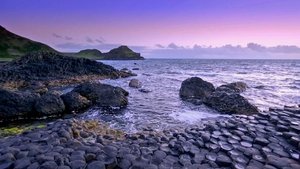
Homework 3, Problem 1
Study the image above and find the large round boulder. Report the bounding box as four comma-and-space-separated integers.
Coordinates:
0, 89, 39, 120
72, 83, 129, 108
204, 91, 258, 115
61, 92, 91, 112
129, 79, 142, 88
179, 77, 215, 101
216, 82, 247, 93
34, 93, 65, 116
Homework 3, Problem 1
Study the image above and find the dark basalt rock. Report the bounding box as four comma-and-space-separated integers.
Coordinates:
61, 92, 91, 112
216, 82, 247, 93
204, 91, 259, 115
0, 52, 133, 89
35, 93, 65, 116
72, 82, 129, 108
0, 89, 39, 120
179, 77, 215, 102
180, 77, 258, 115
129, 79, 142, 88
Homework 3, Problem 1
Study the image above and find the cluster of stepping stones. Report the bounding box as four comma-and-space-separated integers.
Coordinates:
0, 106, 300, 169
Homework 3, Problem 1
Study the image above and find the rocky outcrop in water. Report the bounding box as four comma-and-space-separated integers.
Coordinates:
180, 77, 258, 115
179, 77, 215, 102
216, 82, 247, 93
61, 92, 91, 112
0, 83, 129, 122
0, 52, 133, 89
129, 79, 142, 88
71, 82, 129, 109
204, 91, 259, 115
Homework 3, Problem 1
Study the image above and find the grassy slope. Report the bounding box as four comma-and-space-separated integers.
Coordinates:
0, 26, 57, 60
0, 26, 143, 61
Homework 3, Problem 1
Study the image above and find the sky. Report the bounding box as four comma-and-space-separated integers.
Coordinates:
1, 0, 300, 59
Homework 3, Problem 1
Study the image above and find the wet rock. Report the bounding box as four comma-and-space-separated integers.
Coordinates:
0, 89, 39, 120
254, 137, 269, 146
179, 77, 215, 102
219, 141, 233, 151
216, 82, 247, 93
129, 79, 142, 88
27, 162, 39, 169
139, 88, 151, 93
266, 155, 290, 168
87, 161, 105, 169
57, 166, 70, 169
14, 158, 31, 169
72, 82, 128, 108
35, 93, 65, 116
70, 160, 86, 169
0, 153, 15, 162
118, 159, 131, 169
204, 91, 259, 115
40, 161, 58, 169
215, 154, 232, 167
61, 92, 91, 112
206, 153, 217, 162
241, 141, 252, 148
0, 162, 13, 169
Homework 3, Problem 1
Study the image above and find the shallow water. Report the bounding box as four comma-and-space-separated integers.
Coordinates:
81, 59, 300, 132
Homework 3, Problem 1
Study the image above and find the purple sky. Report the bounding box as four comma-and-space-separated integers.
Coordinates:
1, 0, 300, 58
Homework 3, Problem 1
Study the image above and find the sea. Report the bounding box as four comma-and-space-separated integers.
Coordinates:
81, 59, 300, 133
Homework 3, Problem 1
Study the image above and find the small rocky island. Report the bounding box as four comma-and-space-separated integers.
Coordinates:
74, 46, 144, 60
0, 53, 300, 169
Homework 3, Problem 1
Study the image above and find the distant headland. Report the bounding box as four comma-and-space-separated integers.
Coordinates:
0, 25, 144, 61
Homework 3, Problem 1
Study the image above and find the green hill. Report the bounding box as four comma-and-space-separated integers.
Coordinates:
0, 25, 144, 61
0, 26, 57, 60
74, 49, 104, 59
74, 46, 144, 60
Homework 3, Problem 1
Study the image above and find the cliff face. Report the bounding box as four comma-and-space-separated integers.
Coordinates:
0, 26, 57, 59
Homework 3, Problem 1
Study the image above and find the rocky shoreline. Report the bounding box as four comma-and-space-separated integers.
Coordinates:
0, 52, 133, 90
0, 107, 300, 169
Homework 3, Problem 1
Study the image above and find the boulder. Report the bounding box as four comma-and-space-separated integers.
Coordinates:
129, 79, 142, 88
72, 83, 129, 108
204, 91, 259, 115
61, 92, 91, 112
179, 77, 215, 102
34, 93, 65, 116
216, 82, 247, 93
0, 89, 39, 120
120, 68, 137, 77
139, 88, 151, 93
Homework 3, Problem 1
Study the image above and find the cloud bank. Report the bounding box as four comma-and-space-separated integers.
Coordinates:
55, 41, 300, 59
147, 43, 300, 59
